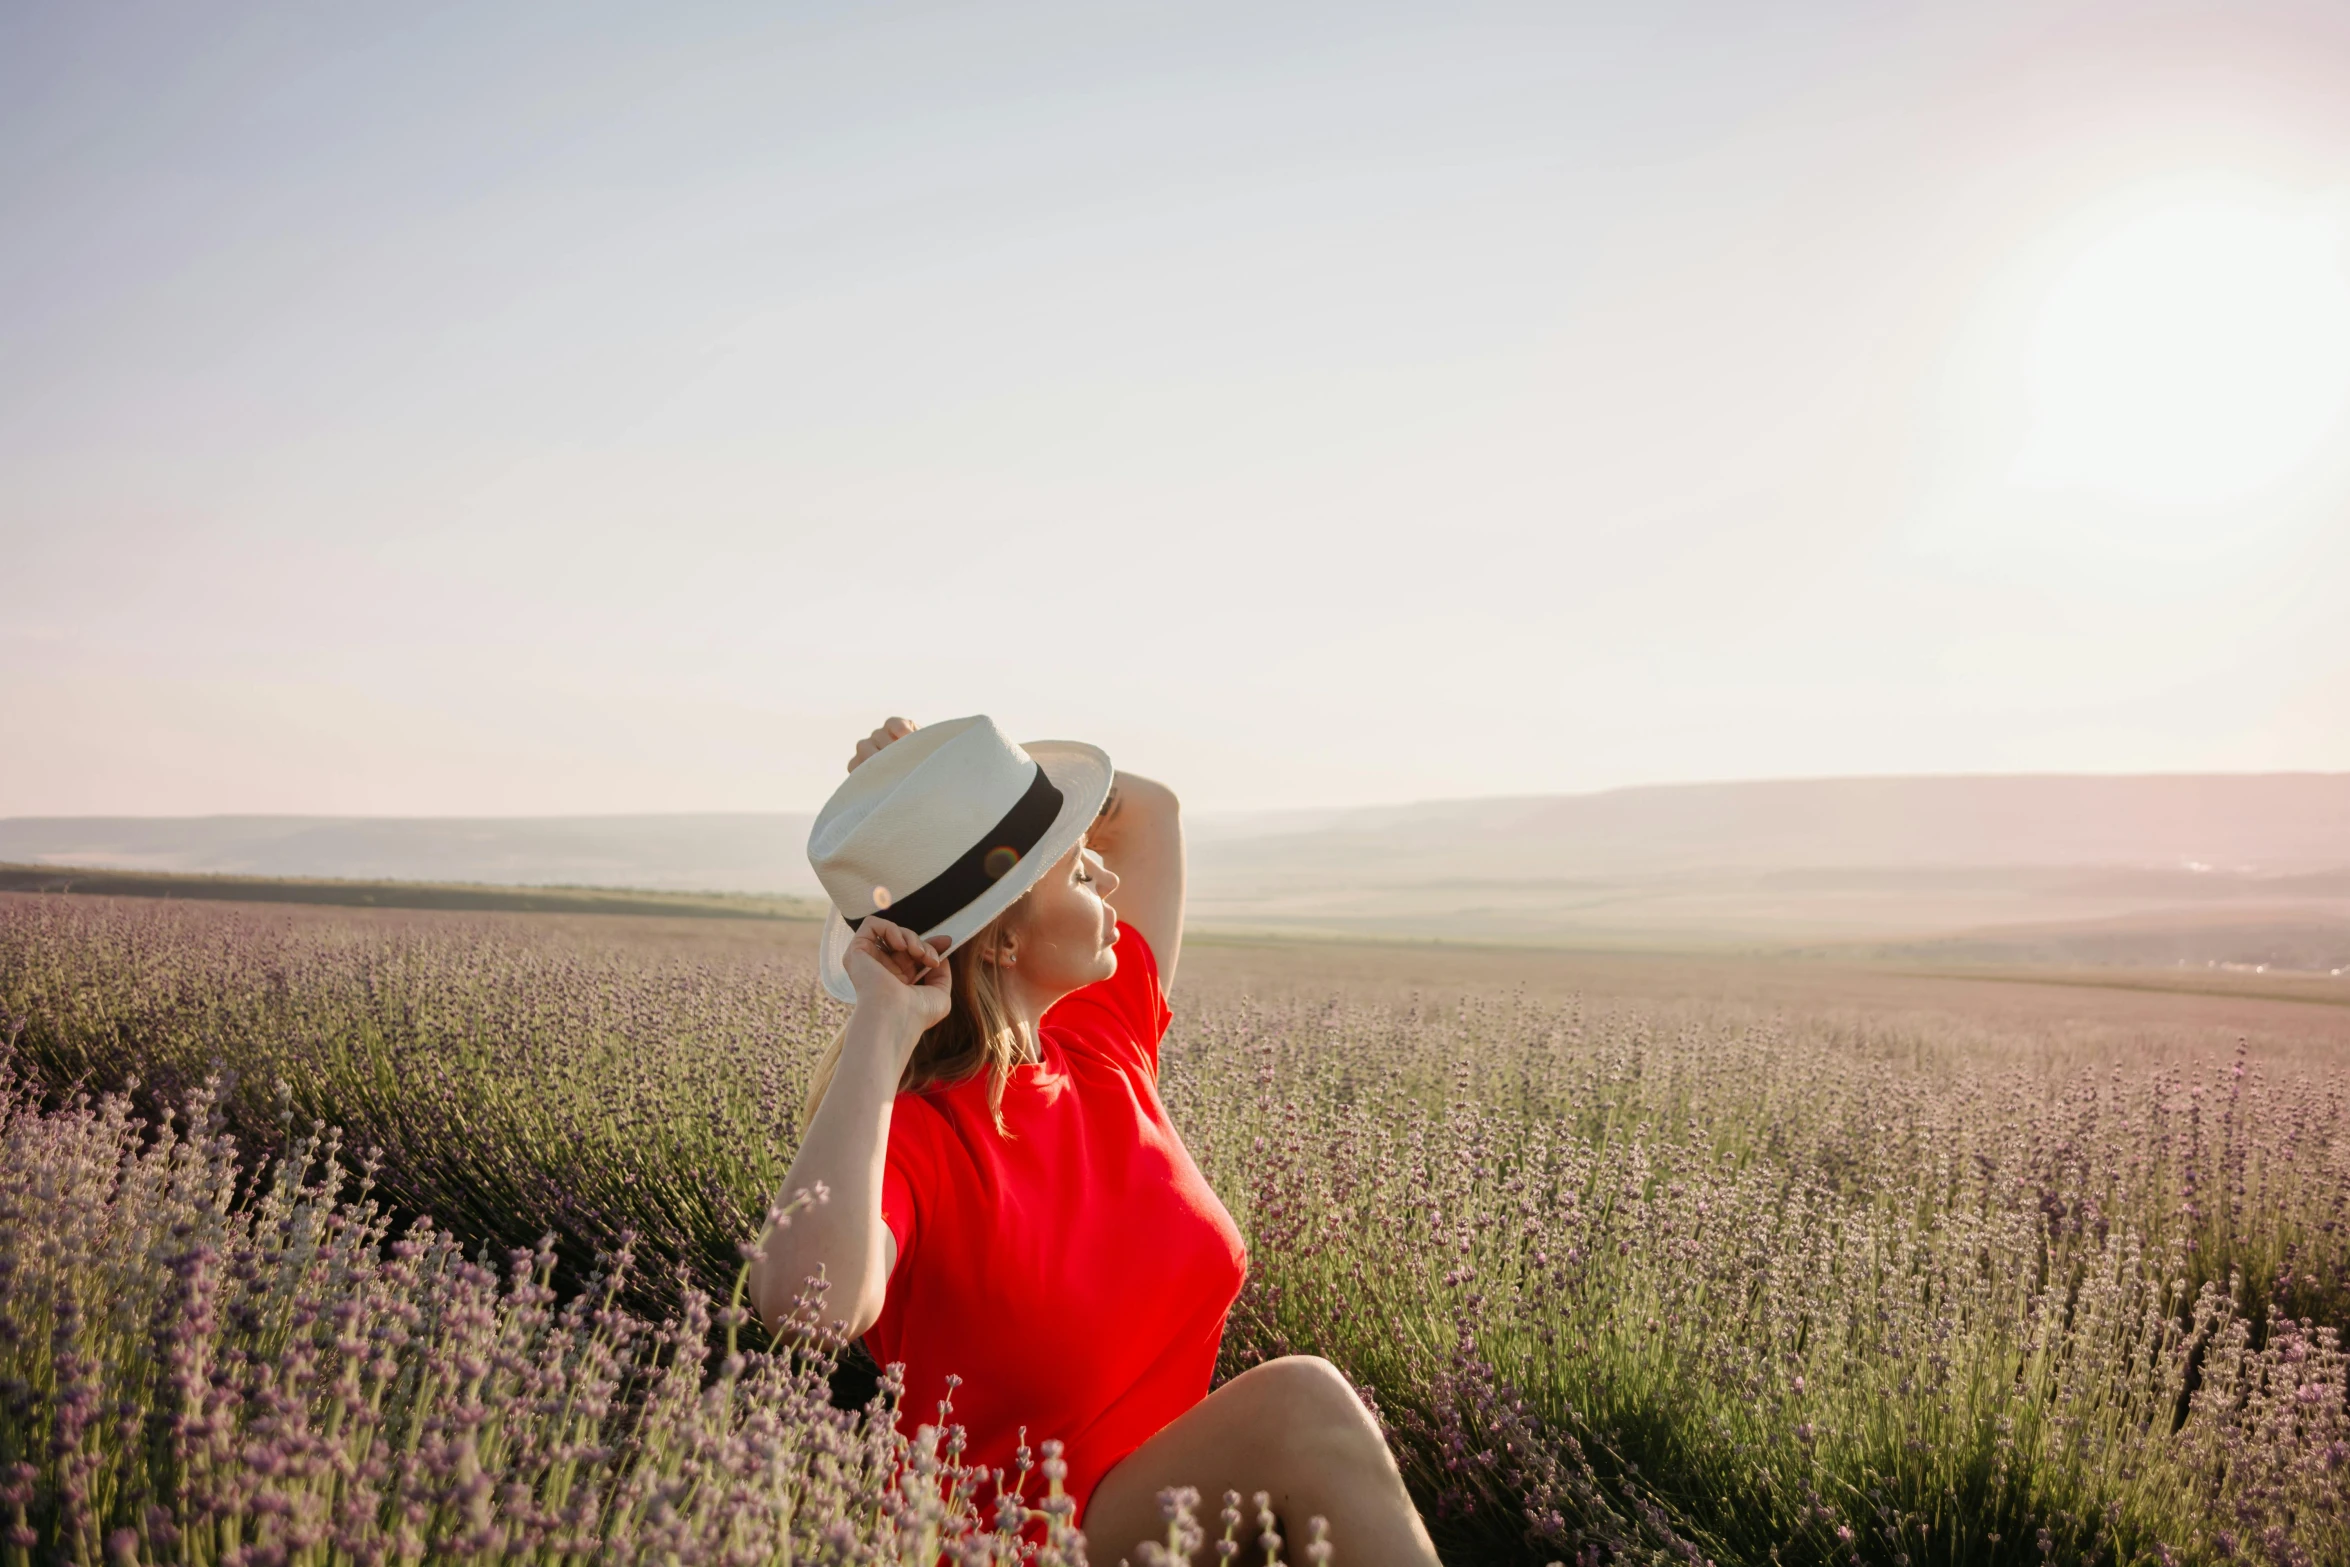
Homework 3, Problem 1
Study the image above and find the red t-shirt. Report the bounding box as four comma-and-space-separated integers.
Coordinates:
867, 921, 1247, 1523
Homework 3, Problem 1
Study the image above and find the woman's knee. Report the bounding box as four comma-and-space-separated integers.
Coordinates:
1247, 1356, 1387, 1458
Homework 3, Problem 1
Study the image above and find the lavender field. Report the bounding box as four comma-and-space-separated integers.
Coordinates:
1, 894, 2345, 1566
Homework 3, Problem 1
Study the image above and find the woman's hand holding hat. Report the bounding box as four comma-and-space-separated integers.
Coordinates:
844, 915, 952, 1032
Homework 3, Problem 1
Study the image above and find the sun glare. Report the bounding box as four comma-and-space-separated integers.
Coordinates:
2012, 196, 2350, 506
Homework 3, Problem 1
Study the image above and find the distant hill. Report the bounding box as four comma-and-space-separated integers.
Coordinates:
0, 863, 822, 923
1188, 773, 2350, 877
7, 775, 2348, 966
0, 813, 822, 896
1180, 774, 2350, 961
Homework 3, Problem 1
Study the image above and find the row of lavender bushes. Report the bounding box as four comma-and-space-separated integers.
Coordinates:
0, 900, 1336, 1567
0, 897, 828, 1317
0, 1061, 1319, 1565
3, 895, 2347, 1563
1169, 999, 2349, 1565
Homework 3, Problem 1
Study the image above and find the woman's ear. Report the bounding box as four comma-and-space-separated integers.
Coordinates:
980, 901, 1027, 968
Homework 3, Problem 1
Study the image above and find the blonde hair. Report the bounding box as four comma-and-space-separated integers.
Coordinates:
802, 902, 1033, 1135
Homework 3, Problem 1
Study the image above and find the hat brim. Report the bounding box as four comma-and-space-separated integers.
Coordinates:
816, 739, 1114, 1004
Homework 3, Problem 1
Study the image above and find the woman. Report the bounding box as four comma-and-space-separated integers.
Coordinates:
753, 715, 1439, 1566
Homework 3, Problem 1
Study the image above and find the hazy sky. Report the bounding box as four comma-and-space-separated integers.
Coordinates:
7, 0, 2350, 815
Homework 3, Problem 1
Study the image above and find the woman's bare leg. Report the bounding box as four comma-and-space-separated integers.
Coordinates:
1082, 1356, 1440, 1567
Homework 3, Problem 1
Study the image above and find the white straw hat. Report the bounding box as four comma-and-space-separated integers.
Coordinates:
806, 715, 1113, 1004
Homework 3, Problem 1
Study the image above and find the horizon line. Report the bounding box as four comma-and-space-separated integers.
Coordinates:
8, 766, 2350, 825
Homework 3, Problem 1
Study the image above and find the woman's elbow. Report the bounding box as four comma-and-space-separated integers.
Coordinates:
751, 1249, 883, 1342
757, 1295, 883, 1348
749, 1245, 814, 1336
1121, 774, 1180, 816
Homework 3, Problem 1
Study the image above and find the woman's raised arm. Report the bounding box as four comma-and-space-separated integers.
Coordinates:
751, 917, 943, 1340
1087, 771, 1185, 992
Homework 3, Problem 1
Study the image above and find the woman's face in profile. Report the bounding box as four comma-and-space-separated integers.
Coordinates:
1006, 837, 1120, 996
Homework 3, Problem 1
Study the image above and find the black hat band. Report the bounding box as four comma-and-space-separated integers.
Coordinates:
843, 763, 1066, 937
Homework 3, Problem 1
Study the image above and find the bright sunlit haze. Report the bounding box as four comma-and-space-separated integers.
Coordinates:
2015, 190, 2350, 506
5, 1, 2350, 817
